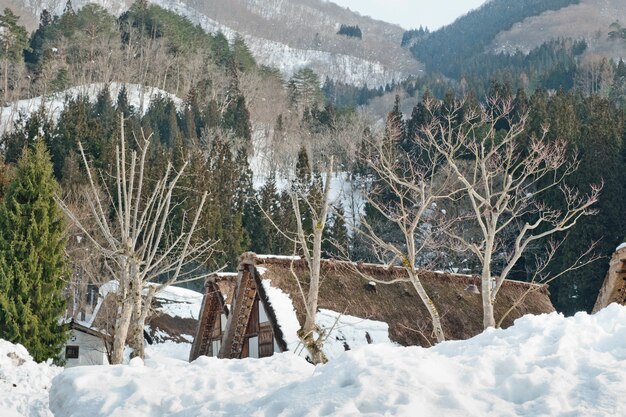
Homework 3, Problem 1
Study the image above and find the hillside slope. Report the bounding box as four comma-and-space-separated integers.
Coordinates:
7, 0, 421, 87
492, 0, 626, 57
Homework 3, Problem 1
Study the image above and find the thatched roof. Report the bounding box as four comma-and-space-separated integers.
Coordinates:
211, 273, 238, 306
593, 246, 626, 313
91, 283, 207, 345
252, 254, 555, 347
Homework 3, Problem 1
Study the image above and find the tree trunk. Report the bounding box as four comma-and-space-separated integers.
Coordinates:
128, 276, 144, 360
299, 226, 327, 364
128, 285, 155, 360
482, 260, 496, 329
110, 295, 133, 364
3, 50, 8, 104
408, 271, 445, 343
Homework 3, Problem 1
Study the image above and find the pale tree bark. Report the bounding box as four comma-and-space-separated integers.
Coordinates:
293, 157, 333, 364
57, 114, 218, 364
419, 97, 601, 329
257, 155, 334, 364
353, 121, 457, 344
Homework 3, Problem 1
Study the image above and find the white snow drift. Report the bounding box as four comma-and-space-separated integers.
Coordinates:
42, 304, 626, 417
3, 305, 625, 416
0, 340, 61, 417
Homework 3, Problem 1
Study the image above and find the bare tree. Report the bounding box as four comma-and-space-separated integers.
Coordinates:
575, 53, 614, 97
57, 115, 217, 363
291, 156, 334, 364
420, 97, 601, 329
258, 154, 334, 364
354, 123, 455, 343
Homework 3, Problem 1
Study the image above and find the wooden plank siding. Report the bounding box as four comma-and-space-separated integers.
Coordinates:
189, 281, 225, 362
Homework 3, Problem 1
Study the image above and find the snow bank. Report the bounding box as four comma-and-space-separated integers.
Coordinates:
49, 354, 313, 417
0, 340, 62, 417
49, 304, 626, 417
144, 340, 193, 363
316, 309, 394, 360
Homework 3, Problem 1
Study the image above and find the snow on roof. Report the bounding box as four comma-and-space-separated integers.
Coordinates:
152, 285, 204, 320
67, 320, 111, 340
215, 272, 239, 278
260, 279, 302, 354
252, 255, 554, 347
255, 254, 302, 261
260, 279, 394, 360
97, 281, 203, 320
98, 280, 118, 298
48, 304, 626, 417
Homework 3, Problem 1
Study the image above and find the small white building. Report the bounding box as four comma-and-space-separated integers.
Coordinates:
63, 321, 110, 367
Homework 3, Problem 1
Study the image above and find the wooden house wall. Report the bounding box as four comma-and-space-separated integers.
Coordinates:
239, 295, 277, 359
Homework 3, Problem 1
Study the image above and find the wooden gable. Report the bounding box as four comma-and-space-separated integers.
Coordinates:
218, 260, 281, 359
189, 280, 227, 361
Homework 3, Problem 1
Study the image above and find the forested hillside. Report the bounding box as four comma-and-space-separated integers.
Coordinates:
406, 0, 580, 79
0, 0, 355, 288
2, 0, 421, 86
391, 0, 626, 99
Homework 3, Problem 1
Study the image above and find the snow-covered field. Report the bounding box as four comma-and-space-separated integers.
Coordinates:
3, 304, 626, 416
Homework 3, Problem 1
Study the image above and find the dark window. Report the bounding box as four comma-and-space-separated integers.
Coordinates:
65, 345, 79, 359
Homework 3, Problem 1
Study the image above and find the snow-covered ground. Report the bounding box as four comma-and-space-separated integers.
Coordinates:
150, 0, 411, 87
3, 304, 626, 416
0, 341, 61, 417
0, 83, 182, 135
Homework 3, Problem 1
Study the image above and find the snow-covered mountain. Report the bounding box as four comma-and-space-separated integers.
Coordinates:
10, 0, 422, 87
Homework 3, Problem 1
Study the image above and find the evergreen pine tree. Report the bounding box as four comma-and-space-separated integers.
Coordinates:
3, 107, 53, 165
115, 84, 134, 117
253, 172, 280, 254
385, 95, 404, 144
549, 96, 626, 314
0, 140, 68, 362
232, 34, 256, 72
60, 0, 76, 33
323, 204, 349, 258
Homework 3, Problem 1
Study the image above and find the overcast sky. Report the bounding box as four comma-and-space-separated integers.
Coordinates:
329, 0, 487, 30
